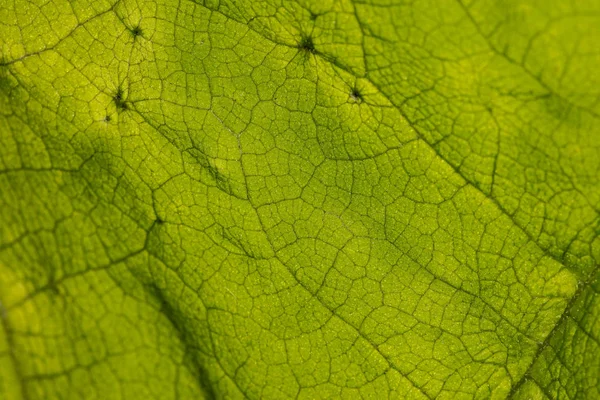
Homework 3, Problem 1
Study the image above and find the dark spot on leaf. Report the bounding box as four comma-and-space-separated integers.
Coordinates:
113, 88, 128, 111
155, 217, 164, 225
299, 36, 316, 53
350, 87, 362, 102
104, 115, 111, 122
310, 12, 318, 21
131, 26, 142, 38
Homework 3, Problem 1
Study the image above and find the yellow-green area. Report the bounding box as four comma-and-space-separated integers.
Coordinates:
0, 0, 599, 399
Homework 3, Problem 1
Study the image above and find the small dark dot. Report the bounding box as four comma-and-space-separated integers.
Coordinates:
310, 12, 318, 21
350, 87, 362, 102
113, 88, 128, 111
155, 217, 164, 225
299, 36, 316, 53
104, 115, 111, 122
131, 26, 142, 37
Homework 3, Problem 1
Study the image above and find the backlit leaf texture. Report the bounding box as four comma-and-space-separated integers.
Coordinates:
1, 0, 599, 399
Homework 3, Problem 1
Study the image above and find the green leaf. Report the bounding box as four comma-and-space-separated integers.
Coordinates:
1, 0, 599, 398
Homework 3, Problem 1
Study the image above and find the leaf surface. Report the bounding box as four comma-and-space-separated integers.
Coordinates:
0, 0, 599, 399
